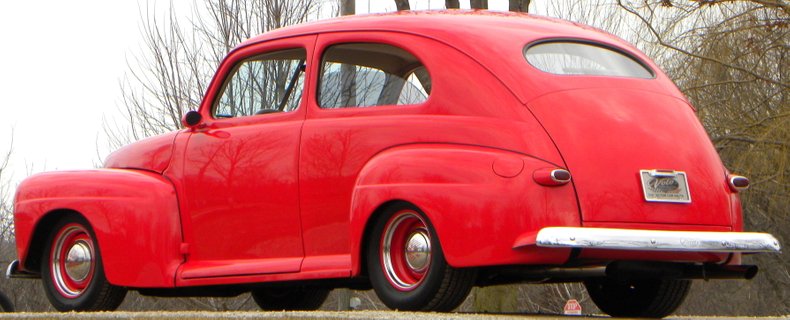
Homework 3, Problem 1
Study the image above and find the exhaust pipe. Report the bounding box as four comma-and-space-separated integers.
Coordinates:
493, 261, 759, 283
605, 261, 758, 280
682, 264, 758, 280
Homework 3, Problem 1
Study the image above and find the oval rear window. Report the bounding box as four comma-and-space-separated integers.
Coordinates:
524, 42, 653, 78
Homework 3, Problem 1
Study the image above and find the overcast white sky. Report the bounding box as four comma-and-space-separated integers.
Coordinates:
0, 0, 515, 185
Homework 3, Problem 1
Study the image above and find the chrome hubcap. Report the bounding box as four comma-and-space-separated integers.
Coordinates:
64, 241, 92, 281
51, 224, 95, 298
405, 231, 431, 272
380, 211, 432, 291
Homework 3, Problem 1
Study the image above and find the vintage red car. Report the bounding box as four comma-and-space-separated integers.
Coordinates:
9, 10, 780, 317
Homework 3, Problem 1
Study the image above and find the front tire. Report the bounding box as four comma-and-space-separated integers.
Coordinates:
251, 287, 329, 310
584, 277, 691, 318
367, 204, 476, 311
41, 215, 127, 311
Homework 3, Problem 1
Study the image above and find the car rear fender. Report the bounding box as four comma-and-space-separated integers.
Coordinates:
13, 169, 183, 288
349, 144, 580, 275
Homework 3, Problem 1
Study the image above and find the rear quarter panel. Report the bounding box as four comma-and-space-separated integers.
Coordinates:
350, 145, 579, 273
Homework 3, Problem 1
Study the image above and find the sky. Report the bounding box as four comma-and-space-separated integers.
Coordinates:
0, 0, 516, 186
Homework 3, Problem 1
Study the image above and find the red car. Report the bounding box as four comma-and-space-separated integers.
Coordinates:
9, 11, 780, 317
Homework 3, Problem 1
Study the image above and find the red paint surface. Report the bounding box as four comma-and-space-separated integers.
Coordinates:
13, 11, 748, 290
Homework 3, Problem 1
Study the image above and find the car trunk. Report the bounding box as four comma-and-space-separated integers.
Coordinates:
527, 88, 732, 227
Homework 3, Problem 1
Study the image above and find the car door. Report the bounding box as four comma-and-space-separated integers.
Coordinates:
298, 34, 437, 272
176, 36, 314, 279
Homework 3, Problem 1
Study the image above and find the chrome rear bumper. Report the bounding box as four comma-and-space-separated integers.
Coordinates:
536, 227, 781, 253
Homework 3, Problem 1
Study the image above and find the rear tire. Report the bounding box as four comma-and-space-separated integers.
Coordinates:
367, 204, 476, 311
584, 277, 691, 318
41, 215, 127, 311
0, 290, 13, 312
251, 287, 329, 310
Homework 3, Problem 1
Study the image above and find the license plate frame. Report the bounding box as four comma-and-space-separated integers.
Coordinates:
639, 170, 691, 203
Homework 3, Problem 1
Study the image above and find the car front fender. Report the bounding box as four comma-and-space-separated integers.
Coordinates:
13, 169, 182, 288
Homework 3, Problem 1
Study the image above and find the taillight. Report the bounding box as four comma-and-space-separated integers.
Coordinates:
534, 168, 571, 186
728, 175, 749, 192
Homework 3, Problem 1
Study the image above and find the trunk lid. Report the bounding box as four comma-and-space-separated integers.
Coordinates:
528, 88, 732, 226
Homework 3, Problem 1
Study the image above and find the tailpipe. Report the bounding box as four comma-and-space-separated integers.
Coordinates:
605, 261, 759, 280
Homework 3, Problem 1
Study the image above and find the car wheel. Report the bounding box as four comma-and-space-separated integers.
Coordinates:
367, 204, 476, 311
584, 277, 691, 318
0, 290, 13, 312
41, 215, 127, 311
251, 287, 329, 310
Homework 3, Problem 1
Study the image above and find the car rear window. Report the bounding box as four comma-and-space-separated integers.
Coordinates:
524, 42, 653, 78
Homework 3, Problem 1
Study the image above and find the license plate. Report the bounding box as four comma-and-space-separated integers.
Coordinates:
639, 170, 691, 203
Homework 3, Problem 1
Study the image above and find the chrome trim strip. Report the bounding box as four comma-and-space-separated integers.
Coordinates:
536, 227, 781, 253
550, 169, 571, 183
729, 175, 749, 191
6, 260, 40, 279
5, 260, 18, 279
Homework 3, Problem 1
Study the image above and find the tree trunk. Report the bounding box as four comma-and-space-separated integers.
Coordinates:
341, 0, 354, 15
509, 0, 530, 12
469, 0, 488, 9
446, 0, 460, 9
339, 0, 356, 110
395, 0, 410, 11
470, 0, 488, 9
473, 286, 519, 312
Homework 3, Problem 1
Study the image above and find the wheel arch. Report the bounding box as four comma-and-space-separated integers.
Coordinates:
22, 209, 88, 274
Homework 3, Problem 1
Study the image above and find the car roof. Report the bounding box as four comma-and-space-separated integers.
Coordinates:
236, 10, 681, 103
241, 10, 622, 48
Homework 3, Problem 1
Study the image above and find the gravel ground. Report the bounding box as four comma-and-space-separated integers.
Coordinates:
0, 312, 787, 320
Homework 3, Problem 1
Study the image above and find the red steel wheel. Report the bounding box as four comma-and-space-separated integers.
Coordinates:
367, 203, 476, 311
50, 223, 96, 298
41, 215, 126, 311
380, 211, 432, 291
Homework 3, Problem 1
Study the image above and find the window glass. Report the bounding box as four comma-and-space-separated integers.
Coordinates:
319, 43, 430, 109
214, 48, 306, 118
524, 42, 653, 78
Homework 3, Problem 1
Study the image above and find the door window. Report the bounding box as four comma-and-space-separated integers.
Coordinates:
214, 48, 306, 118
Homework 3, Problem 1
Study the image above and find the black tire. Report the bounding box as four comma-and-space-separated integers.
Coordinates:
251, 287, 329, 310
367, 203, 476, 311
41, 215, 127, 311
0, 290, 14, 312
584, 277, 691, 318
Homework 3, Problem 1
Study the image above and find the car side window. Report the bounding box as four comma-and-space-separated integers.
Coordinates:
214, 48, 306, 118
318, 43, 431, 109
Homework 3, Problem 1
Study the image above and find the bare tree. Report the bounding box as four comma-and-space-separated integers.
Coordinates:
468, 1, 788, 315
395, 0, 410, 11
471, 0, 489, 9
96, 0, 787, 315
332, 0, 355, 311
617, 1, 788, 315
96, 0, 334, 311
509, 0, 531, 12
104, 0, 328, 152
